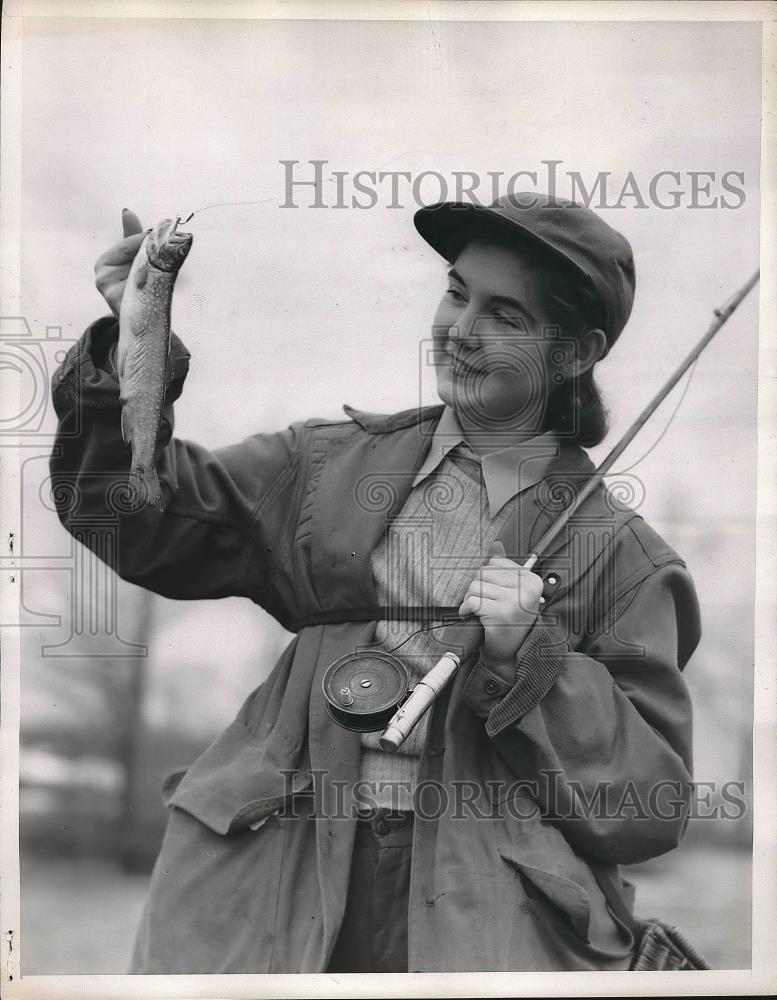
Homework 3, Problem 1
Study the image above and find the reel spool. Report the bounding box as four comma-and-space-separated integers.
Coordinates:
322, 650, 411, 732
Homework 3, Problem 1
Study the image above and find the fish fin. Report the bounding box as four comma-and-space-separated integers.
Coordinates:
116, 339, 126, 382
143, 468, 164, 511
120, 405, 132, 446
134, 261, 148, 290
128, 465, 164, 511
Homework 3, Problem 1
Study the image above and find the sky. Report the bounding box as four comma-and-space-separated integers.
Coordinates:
15, 14, 763, 779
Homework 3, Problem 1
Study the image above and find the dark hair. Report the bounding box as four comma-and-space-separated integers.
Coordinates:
446, 225, 610, 447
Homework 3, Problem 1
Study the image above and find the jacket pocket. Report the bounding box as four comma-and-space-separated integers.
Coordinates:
160, 718, 314, 835
498, 847, 591, 942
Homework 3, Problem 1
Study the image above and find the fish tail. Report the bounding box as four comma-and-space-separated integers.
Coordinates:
128, 463, 164, 511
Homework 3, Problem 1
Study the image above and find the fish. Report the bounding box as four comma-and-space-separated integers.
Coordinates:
117, 217, 193, 510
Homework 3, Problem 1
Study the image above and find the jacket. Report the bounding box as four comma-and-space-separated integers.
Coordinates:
49, 316, 702, 973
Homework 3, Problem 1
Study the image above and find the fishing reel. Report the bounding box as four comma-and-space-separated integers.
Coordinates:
321, 619, 484, 743
321, 649, 412, 732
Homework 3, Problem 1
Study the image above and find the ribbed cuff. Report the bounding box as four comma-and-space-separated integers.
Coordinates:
51, 316, 123, 412
484, 626, 569, 737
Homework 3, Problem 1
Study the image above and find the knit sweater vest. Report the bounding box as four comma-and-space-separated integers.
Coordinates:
359, 443, 514, 811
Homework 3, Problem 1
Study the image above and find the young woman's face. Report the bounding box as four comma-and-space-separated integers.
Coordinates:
432, 236, 571, 433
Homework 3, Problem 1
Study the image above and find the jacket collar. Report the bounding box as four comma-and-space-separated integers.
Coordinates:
341, 400, 605, 565
323, 404, 604, 591
343, 402, 444, 434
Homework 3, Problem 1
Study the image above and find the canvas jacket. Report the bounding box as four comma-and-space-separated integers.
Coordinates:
49, 316, 702, 973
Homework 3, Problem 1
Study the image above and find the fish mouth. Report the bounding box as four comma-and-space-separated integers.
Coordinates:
168, 231, 194, 249
164, 218, 193, 245
146, 218, 194, 270
152, 218, 193, 245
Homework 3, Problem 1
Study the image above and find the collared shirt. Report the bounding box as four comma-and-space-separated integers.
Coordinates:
412, 406, 561, 518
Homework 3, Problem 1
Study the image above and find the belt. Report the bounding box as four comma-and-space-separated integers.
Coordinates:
292, 606, 461, 630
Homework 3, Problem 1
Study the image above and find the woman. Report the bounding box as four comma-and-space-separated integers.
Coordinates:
50, 193, 700, 973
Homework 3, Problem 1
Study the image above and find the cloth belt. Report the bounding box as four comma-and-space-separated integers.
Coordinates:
291, 606, 462, 630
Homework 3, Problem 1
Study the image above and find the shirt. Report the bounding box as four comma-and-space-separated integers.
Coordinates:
413, 406, 562, 516
359, 408, 563, 809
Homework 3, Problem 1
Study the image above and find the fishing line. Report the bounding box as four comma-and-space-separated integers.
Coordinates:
177, 153, 427, 223
605, 356, 699, 477
179, 196, 278, 224
384, 617, 468, 654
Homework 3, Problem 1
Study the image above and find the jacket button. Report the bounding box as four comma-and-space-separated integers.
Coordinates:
484, 678, 501, 696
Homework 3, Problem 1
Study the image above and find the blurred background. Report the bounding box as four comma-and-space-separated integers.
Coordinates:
11, 12, 759, 972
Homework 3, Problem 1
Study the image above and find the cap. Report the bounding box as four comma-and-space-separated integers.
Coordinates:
414, 193, 636, 352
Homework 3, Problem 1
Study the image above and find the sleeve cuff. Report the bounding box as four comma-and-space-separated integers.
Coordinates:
462, 623, 570, 737
461, 655, 515, 718
51, 315, 191, 414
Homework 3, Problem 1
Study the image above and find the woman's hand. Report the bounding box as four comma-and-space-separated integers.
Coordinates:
94, 209, 148, 317
458, 541, 543, 664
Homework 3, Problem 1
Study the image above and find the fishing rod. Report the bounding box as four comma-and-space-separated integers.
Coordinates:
376, 269, 761, 751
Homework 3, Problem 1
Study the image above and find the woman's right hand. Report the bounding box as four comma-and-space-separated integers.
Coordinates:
94, 209, 148, 317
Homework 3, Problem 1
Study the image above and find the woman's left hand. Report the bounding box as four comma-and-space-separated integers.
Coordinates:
458, 542, 544, 664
